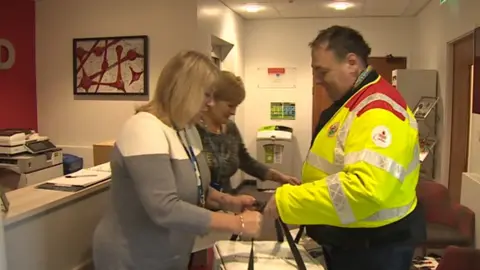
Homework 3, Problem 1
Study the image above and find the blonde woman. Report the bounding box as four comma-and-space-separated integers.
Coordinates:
197, 71, 300, 195
92, 51, 262, 270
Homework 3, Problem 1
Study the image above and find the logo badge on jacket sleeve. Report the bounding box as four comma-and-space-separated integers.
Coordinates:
371, 125, 392, 148
327, 122, 340, 137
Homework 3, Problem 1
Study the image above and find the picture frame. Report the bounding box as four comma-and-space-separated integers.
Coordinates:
413, 96, 439, 120
73, 35, 149, 96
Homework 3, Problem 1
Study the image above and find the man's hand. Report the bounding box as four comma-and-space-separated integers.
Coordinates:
264, 194, 279, 219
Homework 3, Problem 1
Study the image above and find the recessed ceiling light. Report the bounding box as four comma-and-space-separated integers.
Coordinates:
327, 1, 355, 10
244, 3, 265, 13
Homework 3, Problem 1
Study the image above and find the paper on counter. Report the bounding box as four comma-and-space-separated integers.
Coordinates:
87, 162, 111, 173
46, 169, 111, 187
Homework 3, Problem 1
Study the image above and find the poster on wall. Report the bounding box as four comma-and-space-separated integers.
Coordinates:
257, 67, 297, 88
73, 35, 149, 96
270, 102, 296, 120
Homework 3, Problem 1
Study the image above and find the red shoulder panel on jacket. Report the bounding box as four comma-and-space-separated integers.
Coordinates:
345, 77, 407, 121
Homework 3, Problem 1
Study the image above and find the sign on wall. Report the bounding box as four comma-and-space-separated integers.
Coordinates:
0, 39, 15, 70
257, 67, 297, 88
270, 102, 296, 120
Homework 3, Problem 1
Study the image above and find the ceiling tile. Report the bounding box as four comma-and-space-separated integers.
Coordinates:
226, 3, 281, 19
362, 0, 410, 16
220, 0, 270, 3
220, 0, 430, 19
274, 2, 319, 18
273, 0, 318, 11
316, 0, 364, 18
403, 0, 431, 16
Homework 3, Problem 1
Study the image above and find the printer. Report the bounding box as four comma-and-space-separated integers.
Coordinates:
0, 129, 63, 190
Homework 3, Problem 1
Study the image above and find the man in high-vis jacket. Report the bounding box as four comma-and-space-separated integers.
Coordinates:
264, 25, 426, 270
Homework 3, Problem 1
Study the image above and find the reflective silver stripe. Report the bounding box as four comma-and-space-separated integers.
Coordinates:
363, 200, 414, 222
308, 147, 419, 183
306, 152, 342, 175
335, 93, 418, 166
406, 143, 420, 175
319, 92, 420, 224
326, 174, 356, 224
344, 150, 406, 182
327, 171, 415, 224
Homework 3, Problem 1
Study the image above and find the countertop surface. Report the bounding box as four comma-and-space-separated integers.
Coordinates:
1, 163, 111, 226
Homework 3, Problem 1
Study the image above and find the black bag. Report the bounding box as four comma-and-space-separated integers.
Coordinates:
229, 201, 307, 270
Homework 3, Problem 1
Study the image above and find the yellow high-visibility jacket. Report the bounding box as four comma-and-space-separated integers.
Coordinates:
276, 75, 420, 228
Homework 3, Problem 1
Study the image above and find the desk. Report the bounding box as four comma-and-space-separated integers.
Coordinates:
1, 168, 111, 270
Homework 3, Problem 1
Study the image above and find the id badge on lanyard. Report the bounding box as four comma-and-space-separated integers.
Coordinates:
177, 130, 206, 208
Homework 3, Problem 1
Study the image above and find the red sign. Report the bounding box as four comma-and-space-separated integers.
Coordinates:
267, 67, 285, 75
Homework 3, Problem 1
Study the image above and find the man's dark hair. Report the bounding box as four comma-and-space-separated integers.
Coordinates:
309, 25, 372, 65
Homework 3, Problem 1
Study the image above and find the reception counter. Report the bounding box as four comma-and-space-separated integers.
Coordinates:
1, 164, 111, 270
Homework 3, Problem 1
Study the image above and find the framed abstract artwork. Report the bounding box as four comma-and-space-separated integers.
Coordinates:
73, 35, 149, 96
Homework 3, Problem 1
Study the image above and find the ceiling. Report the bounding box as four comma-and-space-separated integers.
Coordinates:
220, 0, 432, 19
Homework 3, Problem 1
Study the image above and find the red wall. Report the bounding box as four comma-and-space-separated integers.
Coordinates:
0, 0, 37, 130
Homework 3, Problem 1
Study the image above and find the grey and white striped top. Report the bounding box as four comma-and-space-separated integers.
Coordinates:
93, 112, 212, 270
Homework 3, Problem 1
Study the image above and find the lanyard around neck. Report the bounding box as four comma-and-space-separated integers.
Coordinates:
177, 129, 205, 208
353, 65, 373, 89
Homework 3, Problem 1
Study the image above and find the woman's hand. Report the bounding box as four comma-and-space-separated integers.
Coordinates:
237, 210, 263, 238
271, 170, 301, 185
227, 195, 257, 213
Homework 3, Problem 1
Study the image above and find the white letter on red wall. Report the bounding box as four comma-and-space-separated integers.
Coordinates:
0, 39, 16, 70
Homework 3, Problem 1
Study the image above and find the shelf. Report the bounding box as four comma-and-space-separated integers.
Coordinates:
419, 136, 437, 162
413, 96, 439, 121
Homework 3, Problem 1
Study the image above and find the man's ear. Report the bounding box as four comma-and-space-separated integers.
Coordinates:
346, 53, 360, 68
345, 53, 362, 75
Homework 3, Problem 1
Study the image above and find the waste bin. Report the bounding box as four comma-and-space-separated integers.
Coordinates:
256, 125, 294, 190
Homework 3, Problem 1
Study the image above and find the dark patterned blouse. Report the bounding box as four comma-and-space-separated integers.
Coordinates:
196, 120, 269, 193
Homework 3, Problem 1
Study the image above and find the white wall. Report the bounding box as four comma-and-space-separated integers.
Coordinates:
197, 0, 246, 187
461, 172, 480, 248
36, 0, 197, 166
197, 0, 244, 78
35, 0, 245, 168
197, 0, 245, 129
414, 0, 480, 186
243, 18, 415, 178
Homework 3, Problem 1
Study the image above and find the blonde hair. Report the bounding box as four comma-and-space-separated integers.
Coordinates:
136, 50, 219, 128
213, 71, 246, 105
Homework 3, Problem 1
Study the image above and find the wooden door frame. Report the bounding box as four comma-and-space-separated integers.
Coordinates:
467, 64, 474, 170
447, 32, 474, 202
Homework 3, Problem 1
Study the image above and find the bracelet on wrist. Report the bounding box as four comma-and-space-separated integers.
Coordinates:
238, 214, 245, 236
